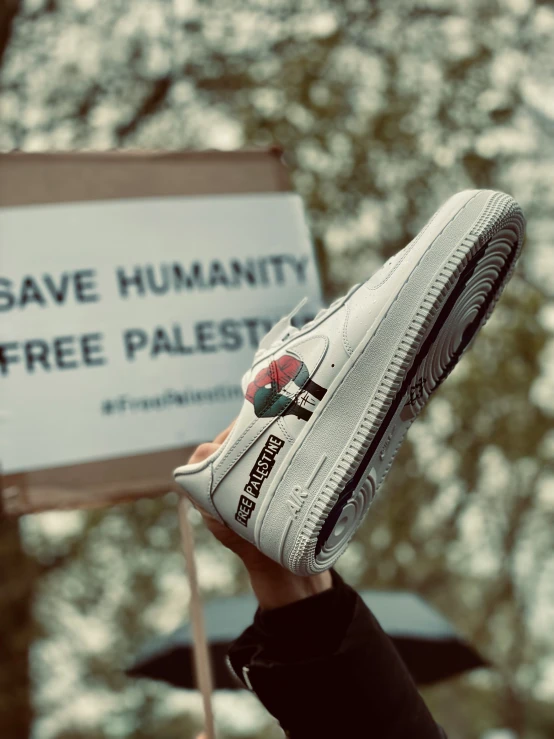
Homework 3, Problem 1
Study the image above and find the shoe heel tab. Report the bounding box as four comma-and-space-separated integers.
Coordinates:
174, 456, 224, 523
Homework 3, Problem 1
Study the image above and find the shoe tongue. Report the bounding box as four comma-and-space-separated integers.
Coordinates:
257, 297, 308, 352
241, 297, 309, 394
241, 366, 252, 395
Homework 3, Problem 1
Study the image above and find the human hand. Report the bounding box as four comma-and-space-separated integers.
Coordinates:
182, 422, 332, 609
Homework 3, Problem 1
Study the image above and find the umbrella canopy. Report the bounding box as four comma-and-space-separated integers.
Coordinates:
128, 590, 486, 689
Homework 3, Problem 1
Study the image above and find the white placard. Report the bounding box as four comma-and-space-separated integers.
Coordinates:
0, 193, 321, 473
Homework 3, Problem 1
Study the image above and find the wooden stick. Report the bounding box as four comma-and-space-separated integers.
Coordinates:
177, 497, 216, 739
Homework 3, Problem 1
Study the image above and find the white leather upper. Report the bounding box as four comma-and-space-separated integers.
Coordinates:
174, 190, 484, 541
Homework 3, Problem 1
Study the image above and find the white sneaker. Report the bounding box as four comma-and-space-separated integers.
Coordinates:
175, 190, 525, 575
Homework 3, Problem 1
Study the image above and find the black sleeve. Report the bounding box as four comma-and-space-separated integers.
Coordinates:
227, 570, 446, 739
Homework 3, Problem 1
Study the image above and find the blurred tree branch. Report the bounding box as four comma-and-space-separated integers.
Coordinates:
116, 75, 172, 143
0, 0, 20, 71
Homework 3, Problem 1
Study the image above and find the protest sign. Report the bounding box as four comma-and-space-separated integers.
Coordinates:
0, 151, 322, 514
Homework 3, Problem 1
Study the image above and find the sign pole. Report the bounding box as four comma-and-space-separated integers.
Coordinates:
177, 496, 216, 739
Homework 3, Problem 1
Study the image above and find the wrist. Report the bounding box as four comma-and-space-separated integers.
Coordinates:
247, 565, 333, 610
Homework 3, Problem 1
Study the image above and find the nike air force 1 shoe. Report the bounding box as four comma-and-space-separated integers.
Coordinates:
175, 190, 525, 575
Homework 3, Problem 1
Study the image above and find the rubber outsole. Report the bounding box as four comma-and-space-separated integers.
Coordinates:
285, 192, 525, 575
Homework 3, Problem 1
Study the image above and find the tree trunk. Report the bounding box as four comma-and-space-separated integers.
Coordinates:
0, 0, 21, 70
0, 513, 37, 739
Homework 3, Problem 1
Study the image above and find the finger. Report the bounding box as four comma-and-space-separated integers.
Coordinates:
189, 420, 235, 465
213, 419, 236, 445
188, 442, 219, 465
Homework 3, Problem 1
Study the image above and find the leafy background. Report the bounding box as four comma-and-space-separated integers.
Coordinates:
1, 1, 553, 737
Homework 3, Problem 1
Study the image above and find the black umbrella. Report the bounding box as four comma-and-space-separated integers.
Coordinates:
128, 590, 486, 688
